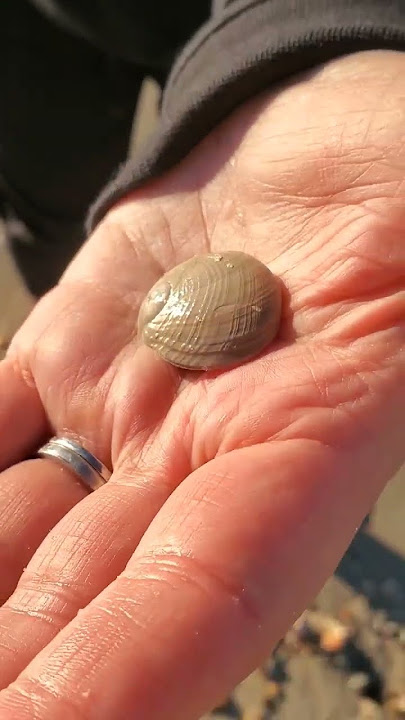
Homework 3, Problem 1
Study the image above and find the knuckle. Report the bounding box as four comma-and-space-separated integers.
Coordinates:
6, 573, 85, 628
130, 550, 264, 627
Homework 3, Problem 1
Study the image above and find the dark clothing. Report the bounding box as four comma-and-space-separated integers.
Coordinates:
2, 1, 405, 296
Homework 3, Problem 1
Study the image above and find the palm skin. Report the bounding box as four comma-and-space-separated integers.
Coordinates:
0, 50, 403, 719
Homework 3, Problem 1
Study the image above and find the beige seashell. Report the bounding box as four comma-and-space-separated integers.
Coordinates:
137, 251, 281, 370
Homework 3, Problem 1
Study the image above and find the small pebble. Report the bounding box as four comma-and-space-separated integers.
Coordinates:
347, 672, 370, 693
263, 681, 282, 702
320, 624, 351, 653
382, 621, 400, 638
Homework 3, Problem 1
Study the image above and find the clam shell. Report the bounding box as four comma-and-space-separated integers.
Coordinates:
137, 251, 281, 370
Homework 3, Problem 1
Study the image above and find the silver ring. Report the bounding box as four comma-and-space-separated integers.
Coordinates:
37, 436, 112, 492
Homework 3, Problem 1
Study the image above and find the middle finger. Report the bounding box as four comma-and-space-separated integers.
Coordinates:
0, 459, 87, 605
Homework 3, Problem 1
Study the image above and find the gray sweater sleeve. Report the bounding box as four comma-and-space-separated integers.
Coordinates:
86, 0, 405, 232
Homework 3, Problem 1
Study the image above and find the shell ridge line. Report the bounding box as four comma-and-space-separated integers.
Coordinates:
182, 269, 202, 356
193, 259, 218, 354
202, 257, 232, 353
168, 276, 194, 361
176, 276, 192, 356
170, 268, 203, 363
211, 262, 234, 352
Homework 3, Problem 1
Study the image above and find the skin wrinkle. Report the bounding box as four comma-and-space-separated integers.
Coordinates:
288, 219, 403, 307
60, 277, 144, 328
112, 431, 189, 504
110, 352, 183, 468
305, 347, 372, 428
198, 335, 393, 458
273, 350, 400, 449
121, 191, 206, 270
72, 220, 164, 308
7, 354, 38, 393
326, 235, 405, 284
101, 215, 154, 269
8, 576, 89, 619
94, 599, 147, 634
126, 550, 264, 627
325, 271, 404, 312
249, 175, 399, 207
147, 203, 178, 270
163, 200, 206, 261
0, 488, 28, 522
195, 188, 211, 252
110, 465, 178, 507
3, 678, 89, 720
101, 214, 168, 285
224, 153, 250, 254
330, 178, 405, 205
7, 586, 80, 628
243, 208, 358, 285
317, 240, 385, 290
111, 392, 165, 461
360, 67, 405, 149
300, 353, 331, 409
99, 585, 175, 650
244, 112, 404, 202
16, 521, 116, 595
17, 613, 128, 707
320, 290, 405, 342
3, 605, 65, 628
201, 157, 234, 242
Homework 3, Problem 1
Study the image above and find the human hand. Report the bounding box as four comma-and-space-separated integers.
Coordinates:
0, 50, 403, 719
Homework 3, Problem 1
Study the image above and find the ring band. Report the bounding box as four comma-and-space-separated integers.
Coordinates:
37, 437, 112, 492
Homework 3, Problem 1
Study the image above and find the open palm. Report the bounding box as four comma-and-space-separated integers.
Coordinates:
0, 51, 403, 720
